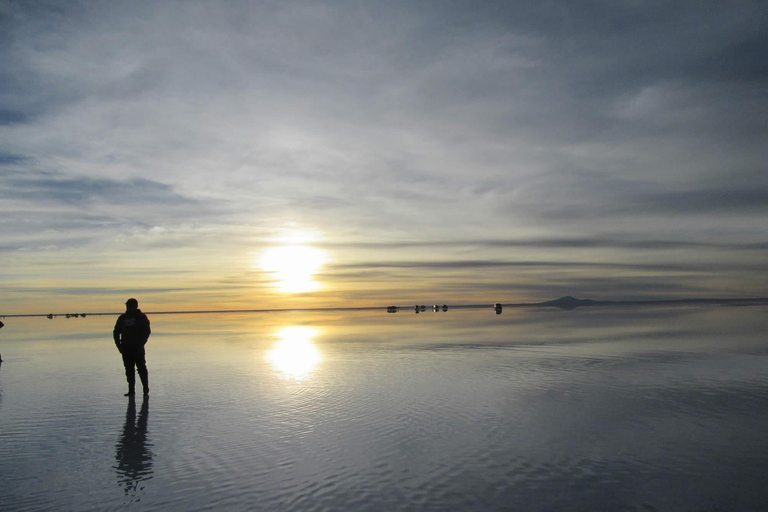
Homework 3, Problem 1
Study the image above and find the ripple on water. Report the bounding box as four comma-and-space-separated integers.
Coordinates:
3, 309, 768, 511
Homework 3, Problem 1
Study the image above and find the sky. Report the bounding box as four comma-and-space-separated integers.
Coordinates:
1, 0, 767, 315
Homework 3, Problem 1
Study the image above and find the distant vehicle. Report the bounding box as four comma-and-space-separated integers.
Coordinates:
493, 303, 502, 314
420, 305, 426, 312
387, 306, 399, 313
47, 314, 54, 319
442, 304, 448, 312
433, 305, 440, 312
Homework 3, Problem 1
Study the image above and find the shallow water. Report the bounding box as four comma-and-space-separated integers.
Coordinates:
1, 305, 768, 511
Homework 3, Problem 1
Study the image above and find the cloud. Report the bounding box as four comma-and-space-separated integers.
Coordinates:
0, 151, 27, 164
328, 259, 768, 281
321, 237, 768, 251
0, 172, 197, 207
0, 110, 29, 126
1, 177, 203, 230
540, 187, 768, 220
5, 285, 196, 296
1, 0, 767, 312
0, 161, 206, 205
331, 260, 678, 271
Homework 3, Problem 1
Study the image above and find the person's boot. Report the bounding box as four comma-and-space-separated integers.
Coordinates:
125, 368, 136, 396
139, 369, 149, 396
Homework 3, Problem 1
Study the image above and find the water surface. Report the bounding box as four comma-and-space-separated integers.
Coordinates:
1, 305, 767, 511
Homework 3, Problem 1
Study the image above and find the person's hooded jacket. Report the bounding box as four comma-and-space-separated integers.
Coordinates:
113, 309, 151, 352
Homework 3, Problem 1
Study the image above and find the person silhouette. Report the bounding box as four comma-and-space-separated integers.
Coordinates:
113, 298, 151, 396
115, 394, 153, 501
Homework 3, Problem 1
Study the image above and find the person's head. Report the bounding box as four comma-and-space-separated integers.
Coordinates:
125, 298, 139, 311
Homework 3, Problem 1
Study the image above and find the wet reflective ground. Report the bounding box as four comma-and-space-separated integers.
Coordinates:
1, 305, 767, 511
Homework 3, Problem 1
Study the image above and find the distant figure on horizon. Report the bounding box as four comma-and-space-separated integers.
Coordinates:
114, 298, 151, 396
0, 319, 4, 362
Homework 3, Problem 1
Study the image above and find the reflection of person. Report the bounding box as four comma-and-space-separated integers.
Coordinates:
115, 395, 152, 501
113, 298, 151, 396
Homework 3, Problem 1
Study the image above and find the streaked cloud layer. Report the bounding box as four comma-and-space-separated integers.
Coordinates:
1, 0, 767, 313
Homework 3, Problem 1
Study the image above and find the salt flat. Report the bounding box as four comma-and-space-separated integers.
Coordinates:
1, 305, 767, 511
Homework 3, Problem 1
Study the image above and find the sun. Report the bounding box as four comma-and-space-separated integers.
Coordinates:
259, 244, 329, 293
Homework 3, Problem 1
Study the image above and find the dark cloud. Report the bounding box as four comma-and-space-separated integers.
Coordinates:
0, 174, 196, 206
0, 110, 30, 125
0, 1, 92, 117
321, 237, 768, 251
329, 259, 767, 275
0, 152, 28, 164
633, 188, 768, 215
333, 260, 651, 270
696, 29, 768, 83
478, 0, 768, 87
0, 170, 214, 254
541, 187, 768, 220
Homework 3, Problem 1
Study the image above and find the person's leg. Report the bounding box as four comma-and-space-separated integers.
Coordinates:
122, 352, 136, 395
135, 346, 149, 395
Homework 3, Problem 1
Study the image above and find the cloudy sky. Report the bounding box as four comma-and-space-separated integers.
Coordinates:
1, 0, 767, 314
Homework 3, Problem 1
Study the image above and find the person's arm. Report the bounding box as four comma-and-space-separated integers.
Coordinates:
143, 315, 151, 344
113, 317, 122, 351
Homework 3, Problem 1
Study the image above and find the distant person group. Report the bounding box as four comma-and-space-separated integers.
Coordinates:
113, 298, 151, 396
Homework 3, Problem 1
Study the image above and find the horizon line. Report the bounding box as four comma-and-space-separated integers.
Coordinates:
3, 296, 768, 319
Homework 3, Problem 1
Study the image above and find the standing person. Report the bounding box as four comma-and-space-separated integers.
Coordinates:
114, 299, 151, 396
0, 319, 4, 363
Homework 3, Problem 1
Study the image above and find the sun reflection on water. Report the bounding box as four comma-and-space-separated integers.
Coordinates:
266, 326, 322, 380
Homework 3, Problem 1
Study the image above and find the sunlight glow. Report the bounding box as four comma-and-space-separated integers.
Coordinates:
258, 228, 329, 293
260, 245, 328, 293
266, 326, 322, 380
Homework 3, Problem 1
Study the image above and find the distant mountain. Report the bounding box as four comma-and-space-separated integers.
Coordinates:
538, 296, 611, 310
534, 295, 768, 310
